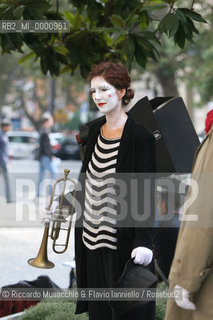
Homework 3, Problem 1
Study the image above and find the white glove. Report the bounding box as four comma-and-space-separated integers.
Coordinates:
40, 200, 59, 224
174, 285, 196, 310
131, 247, 153, 266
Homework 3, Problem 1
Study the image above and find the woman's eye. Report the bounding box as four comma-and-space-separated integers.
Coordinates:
101, 88, 108, 91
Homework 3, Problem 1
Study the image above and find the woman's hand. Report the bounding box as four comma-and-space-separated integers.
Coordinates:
131, 247, 153, 266
174, 285, 196, 310
40, 200, 59, 224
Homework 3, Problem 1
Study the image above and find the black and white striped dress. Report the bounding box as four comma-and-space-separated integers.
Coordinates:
82, 130, 121, 250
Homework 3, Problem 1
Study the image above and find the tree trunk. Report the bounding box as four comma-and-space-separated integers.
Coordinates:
20, 95, 41, 131
186, 83, 194, 123
48, 78, 56, 115
155, 68, 179, 97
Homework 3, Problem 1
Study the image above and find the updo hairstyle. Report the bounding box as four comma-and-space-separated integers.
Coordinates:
89, 62, 134, 105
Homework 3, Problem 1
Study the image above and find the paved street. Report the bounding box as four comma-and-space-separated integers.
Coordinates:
0, 159, 81, 289
0, 159, 82, 227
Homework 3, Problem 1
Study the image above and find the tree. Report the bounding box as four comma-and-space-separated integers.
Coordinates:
185, 3, 213, 105
147, 36, 182, 96
150, 2, 213, 105
0, 50, 87, 131
0, 0, 206, 78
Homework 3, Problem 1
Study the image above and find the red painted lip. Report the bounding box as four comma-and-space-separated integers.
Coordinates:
98, 103, 106, 107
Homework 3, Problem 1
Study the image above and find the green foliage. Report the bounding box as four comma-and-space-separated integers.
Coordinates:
156, 282, 167, 320
19, 300, 88, 320
18, 283, 167, 320
177, 4, 213, 104
158, 8, 206, 49
0, 0, 206, 77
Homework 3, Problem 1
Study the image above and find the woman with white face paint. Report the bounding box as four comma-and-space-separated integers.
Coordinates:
43, 62, 156, 320
78, 62, 156, 320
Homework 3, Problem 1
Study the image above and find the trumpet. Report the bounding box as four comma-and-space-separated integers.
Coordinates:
28, 169, 76, 269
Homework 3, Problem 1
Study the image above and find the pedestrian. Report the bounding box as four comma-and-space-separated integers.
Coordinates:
165, 108, 213, 320
43, 62, 156, 319
0, 118, 12, 203
37, 112, 56, 197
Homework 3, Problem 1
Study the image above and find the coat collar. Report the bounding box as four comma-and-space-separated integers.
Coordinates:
191, 125, 213, 172
82, 113, 135, 172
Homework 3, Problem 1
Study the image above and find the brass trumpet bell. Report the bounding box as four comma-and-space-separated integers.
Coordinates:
28, 226, 55, 269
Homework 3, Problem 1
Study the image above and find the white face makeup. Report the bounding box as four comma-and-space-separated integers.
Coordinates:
90, 76, 121, 114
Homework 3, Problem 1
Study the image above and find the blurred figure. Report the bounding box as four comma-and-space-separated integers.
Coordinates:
0, 118, 12, 203
37, 112, 55, 197
165, 109, 213, 320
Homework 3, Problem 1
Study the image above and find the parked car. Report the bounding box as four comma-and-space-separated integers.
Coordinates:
54, 137, 80, 160
8, 131, 39, 159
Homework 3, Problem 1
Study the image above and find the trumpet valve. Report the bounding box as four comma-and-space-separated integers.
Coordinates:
52, 208, 69, 222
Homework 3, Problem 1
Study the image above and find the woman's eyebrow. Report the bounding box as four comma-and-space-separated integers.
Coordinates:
98, 85, 111, 89
90, 84, 111, 90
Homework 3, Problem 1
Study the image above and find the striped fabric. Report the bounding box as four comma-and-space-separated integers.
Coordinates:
82, 130, 121, 250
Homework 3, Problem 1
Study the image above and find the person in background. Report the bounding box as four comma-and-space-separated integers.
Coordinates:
165, 109, 213, 320
0, 118, 12, 203
37, 112, 56, 197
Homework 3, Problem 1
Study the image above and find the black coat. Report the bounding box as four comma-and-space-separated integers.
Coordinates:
39, 128, 52, 159
74, 114, 156, 314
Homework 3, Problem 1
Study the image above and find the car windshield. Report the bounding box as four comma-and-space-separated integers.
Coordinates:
62, 137, 77, 143
8, 136, 37, 143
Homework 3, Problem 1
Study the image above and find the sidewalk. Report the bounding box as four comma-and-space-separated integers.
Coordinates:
0, 196, 46, 227
0, 196, 75, 289
0, 160, 80, 290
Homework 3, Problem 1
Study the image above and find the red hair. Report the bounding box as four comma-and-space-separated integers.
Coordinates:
89, 62, 134, 105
